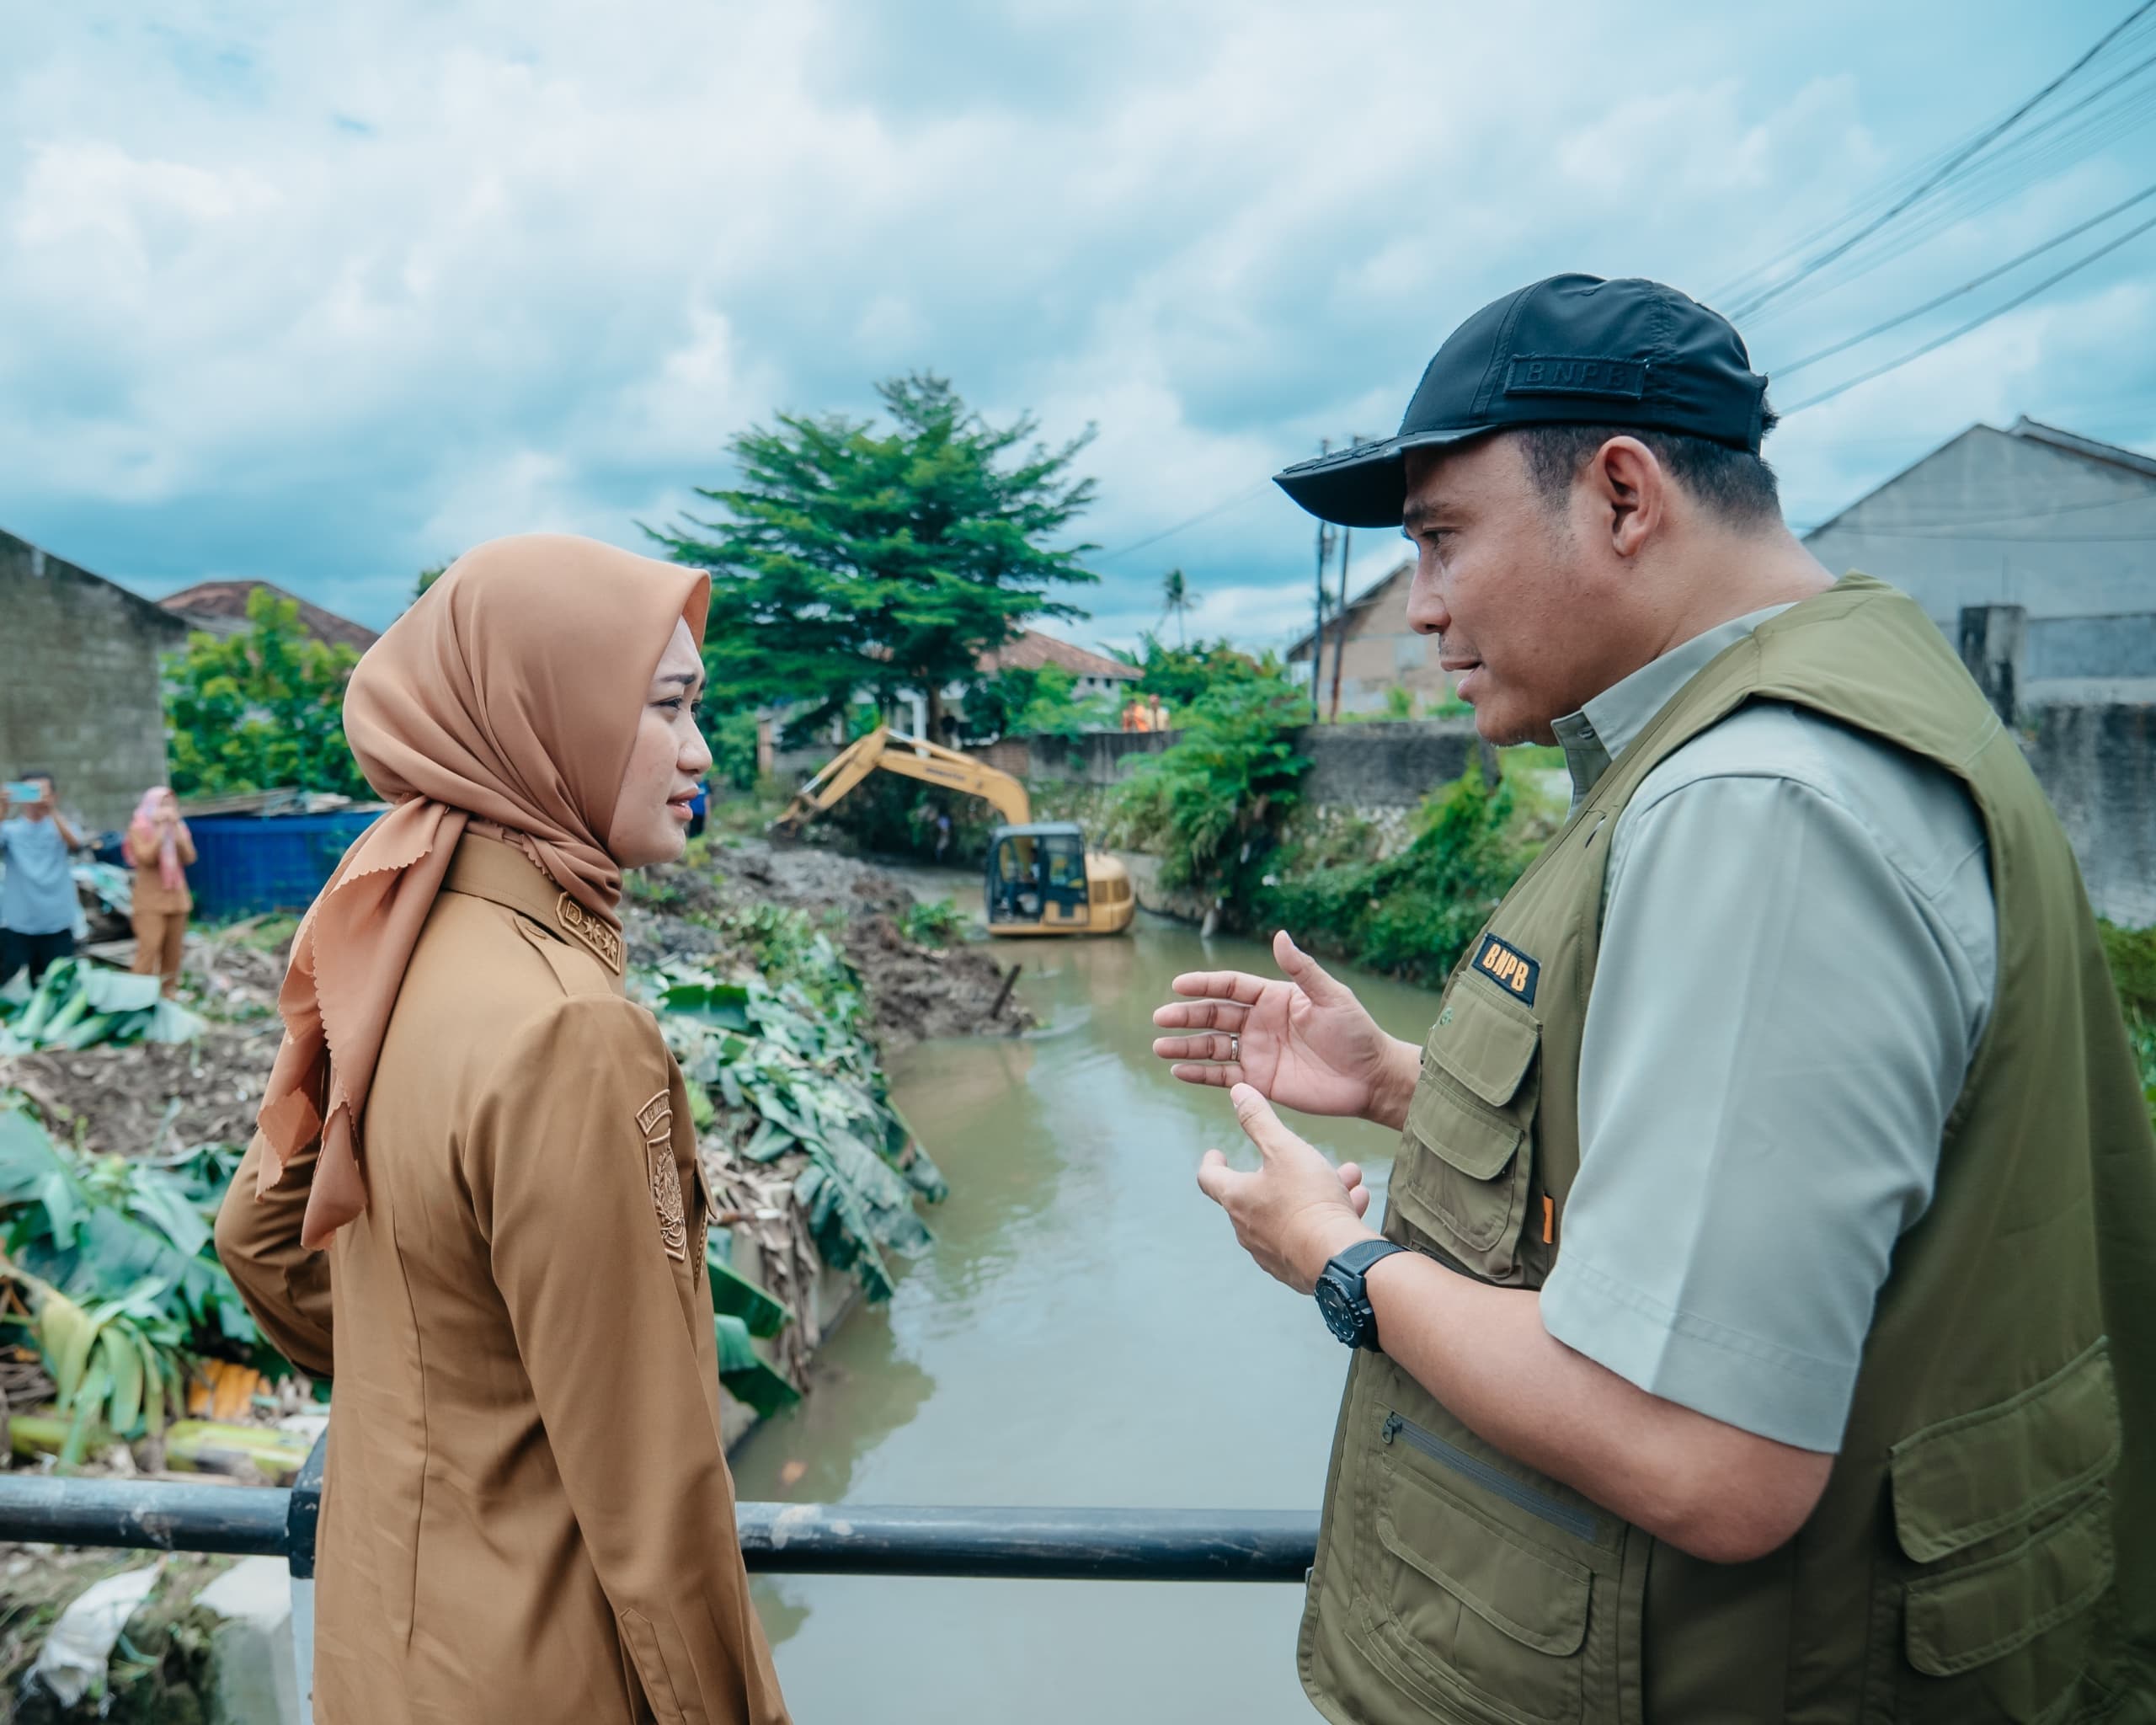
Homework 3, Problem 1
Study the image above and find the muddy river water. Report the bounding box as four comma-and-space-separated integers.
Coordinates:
731, 898, 1444, 1722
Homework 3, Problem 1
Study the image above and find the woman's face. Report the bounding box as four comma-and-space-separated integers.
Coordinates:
607, 619, 712, 869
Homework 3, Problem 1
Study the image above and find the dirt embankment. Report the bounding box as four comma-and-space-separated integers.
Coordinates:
625, 836, 1030, 1055
3, 929, 292, 1158
6, 839, 1022, 1160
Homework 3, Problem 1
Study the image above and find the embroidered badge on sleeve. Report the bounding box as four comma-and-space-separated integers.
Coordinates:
637, 1091, 688, 1262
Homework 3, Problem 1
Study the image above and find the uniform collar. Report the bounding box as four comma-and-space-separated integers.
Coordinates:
1550, 603, 1795, 810
441, 832, 625, 976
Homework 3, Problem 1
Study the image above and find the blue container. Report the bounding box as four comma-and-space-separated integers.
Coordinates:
184, 811, 383, 922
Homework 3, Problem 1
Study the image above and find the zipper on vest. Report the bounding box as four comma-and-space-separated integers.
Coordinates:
1380, 1413, 1600, 1542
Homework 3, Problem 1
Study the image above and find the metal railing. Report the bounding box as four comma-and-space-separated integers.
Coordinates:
0, 1439, 1318, 1583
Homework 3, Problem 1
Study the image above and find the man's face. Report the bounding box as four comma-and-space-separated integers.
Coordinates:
1401, 436, 1612, 746
24, 776, 53, 815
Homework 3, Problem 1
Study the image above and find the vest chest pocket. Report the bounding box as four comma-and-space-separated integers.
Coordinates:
1393, 980, 1543, 1284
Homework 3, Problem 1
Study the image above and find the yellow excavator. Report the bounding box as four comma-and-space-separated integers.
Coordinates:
774, 726, 1136, 937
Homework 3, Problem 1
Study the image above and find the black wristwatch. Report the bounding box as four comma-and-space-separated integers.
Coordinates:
1315, 1240, 1409, 1351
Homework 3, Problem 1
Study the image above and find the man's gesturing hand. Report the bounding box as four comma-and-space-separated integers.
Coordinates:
1153, 930, 1417, 1127
1198, 1084, 1380, 1295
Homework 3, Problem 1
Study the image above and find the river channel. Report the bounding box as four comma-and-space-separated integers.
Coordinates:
731, 899, 1444, 1722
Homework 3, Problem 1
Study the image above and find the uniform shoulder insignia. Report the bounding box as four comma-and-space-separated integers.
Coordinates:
638, 1089, 688, 1263
554, 894, 623, 975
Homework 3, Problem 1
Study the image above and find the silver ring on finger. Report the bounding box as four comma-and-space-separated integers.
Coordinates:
1230, 1035, 1239, 1060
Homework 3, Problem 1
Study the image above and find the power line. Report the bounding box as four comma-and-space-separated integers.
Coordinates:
1744, 74, 2156, 326
1726, 0, 2156, 321
1771, 180, 2156, 377
1091, 479, 1273, 562
1781, 207, 2156, 414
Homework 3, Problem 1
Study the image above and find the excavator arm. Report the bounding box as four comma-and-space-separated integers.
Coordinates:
774, 725, 1032, 834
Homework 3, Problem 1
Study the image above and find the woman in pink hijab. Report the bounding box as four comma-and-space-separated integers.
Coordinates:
126, 787, 195, 997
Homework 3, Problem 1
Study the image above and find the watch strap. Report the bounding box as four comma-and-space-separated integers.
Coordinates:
1330, 1238, 1409, 1279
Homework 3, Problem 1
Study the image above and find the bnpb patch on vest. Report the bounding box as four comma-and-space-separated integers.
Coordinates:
1470, 933, 1540, 1004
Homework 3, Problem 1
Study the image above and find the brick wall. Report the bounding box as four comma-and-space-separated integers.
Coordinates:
0, 528, 188, 831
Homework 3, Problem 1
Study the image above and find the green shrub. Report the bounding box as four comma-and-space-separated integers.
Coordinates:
1107, 669, 1310, 926
1261, 766, 1539, 985
899, 898, 966, 948
2099, 921, 2156, 1015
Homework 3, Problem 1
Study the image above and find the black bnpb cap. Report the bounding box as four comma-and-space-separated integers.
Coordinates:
1276, 274, 1769, 527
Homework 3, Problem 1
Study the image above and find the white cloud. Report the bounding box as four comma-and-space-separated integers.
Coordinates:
0, 1, 2148, 638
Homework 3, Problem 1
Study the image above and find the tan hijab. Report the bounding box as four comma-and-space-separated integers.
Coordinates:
252, 533, 709, 1249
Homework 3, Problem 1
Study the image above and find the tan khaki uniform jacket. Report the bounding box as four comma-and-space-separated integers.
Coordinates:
127, 825, 195, 915
216, 835, 789, 1725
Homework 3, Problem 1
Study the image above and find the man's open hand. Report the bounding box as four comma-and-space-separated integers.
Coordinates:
1197, 1084, 1380, 1295
1153, 930, 1415, 1127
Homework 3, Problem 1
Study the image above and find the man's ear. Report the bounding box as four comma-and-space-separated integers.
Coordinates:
1589, 436, 1665, 559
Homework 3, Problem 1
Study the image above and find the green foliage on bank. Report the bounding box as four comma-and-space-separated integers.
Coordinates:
1107, 631, 1263, 708
2100, 921, 2156, 1128
1106, 666, 1310, 920
1261, 767, 1545, 985
963, 661, 1118, 741
164, 588, 370, 799
0, 1109, 276, 1461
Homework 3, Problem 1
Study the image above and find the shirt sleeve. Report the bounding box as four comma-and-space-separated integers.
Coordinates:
1540, 760, 1992, 1453
215, 1130, 337, 1379
466, 992, 787, 1725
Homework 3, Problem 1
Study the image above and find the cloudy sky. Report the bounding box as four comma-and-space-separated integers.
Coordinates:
5, 1, 2153, 654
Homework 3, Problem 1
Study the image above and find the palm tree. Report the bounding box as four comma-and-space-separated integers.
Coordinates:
1160, 568, 1199, 646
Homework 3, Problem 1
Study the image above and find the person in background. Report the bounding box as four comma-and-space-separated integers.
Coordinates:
1145, 692, 1166, 733
216, 535, 789, 1725
0, 772, 83, 990
1121, 695, 1148, 732
126, 788, 195, 998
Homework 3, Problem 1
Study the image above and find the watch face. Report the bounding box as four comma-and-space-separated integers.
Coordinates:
1315, 1276, 1360, 1344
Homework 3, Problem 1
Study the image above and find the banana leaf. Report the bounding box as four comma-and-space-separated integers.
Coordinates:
660, 980, 752, 1029
78, 969, 161, 1015
0, 1106, 263, 1354
713, 1315, 800, 1418
706, 1237, 790, 1338
14, 960, 80, 1041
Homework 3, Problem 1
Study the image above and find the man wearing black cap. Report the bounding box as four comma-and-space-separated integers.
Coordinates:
1155, 275, 2154, 1721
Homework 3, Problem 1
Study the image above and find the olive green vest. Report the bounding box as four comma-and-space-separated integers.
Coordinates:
1300, 574, 2156, 1725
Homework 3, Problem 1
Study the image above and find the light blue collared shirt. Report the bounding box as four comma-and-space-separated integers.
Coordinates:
1536, 606, 1999, 1451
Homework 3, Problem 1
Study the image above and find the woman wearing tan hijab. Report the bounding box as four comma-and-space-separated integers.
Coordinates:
215, 535, 789, 1725
126, 787, 195, 997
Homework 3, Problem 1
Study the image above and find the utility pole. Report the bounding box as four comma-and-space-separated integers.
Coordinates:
1311, 438, 1333, 724
1327, 435, 1362, 723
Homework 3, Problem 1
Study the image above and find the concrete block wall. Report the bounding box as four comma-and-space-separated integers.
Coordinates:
0, 528, 187, 830
1008, 719, 1479, 809
2024, 696, 2156, 928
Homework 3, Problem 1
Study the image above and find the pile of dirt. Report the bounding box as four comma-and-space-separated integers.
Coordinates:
5, 1018, 284, 1159
2, 927, 291, 1158
627, 836, 1031, 1055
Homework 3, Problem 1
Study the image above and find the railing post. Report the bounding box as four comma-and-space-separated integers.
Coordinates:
285, 1431, 325, 1725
